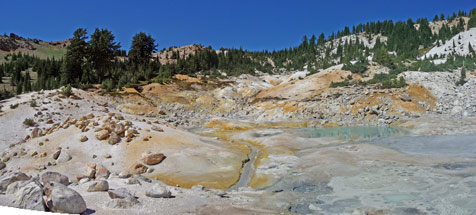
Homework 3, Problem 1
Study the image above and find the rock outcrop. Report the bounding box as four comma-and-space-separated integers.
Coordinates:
45, 182, 87, 214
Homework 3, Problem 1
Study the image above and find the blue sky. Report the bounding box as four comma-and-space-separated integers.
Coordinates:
1, 0, 475, 51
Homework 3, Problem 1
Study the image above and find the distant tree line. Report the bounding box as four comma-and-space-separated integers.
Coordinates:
1, 7, 476, 97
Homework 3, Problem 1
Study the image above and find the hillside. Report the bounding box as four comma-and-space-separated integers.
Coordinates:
0, 33, 69, 62
422, 27, 476, 62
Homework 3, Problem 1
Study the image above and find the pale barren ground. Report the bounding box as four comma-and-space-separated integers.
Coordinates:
0, 69, 475, 214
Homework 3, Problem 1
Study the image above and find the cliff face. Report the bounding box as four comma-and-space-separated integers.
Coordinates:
152, 44, 206, 64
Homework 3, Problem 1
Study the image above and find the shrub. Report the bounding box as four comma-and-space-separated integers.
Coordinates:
343, 60, 368, 74
381, 77, 408, 89
10, 103, 19, 109
330, 81, 349, 88
23, 118, 34, 126
101, 79, 115, 92
61, 84, 73, 97
363, 68, 408, 89
30, 100, 37, 107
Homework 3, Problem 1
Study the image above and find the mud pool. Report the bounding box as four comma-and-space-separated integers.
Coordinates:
248, 127, 476, 214
291, 126, 406, 140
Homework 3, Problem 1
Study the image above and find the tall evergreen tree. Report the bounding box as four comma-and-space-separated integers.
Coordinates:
88, 28, 121, 82
317, 33, 326, 45
61, 28, 88, 85
128, 32, 158, 66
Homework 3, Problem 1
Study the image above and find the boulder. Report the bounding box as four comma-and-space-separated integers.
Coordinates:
108, 133, 121, 145
400, 94, 412, 102
87, 180, 109, 192
79, 135, 88, 142
52, 150, 61, 160
145, 184, 172, 198
108, 188, 134, 199
106, 195, 139, 209
95, 164, 110, 179
142, 153, 166, 165
118, 171, 131, 179
128, 163, 148, 175
125, 129, 137, 138
125, 178, 141, 185
6, 181, 25, 194
0, 172, 30, 192
86, 163, 96, 179
45, 182, 87, 214
151, 126, 164, 132
40, 172, 69, 186
95, 130, 109, 140
31, 128, 40, 138
56, 151, 72, 163
0, 161, 5, 170
13, 180, 45, 211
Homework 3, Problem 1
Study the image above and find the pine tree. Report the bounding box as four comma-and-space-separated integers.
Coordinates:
62, 28, 88, 85
88, 28, 121, 82
129, 32, 158, 66
23, 72, 31, 92
317, 33, 326, 45
469, 42, 475, 55
16, 79, 22, 95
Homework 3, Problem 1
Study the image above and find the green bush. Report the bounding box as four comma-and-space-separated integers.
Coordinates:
101, 79, 115, 92
23, 118, 34, 126
61, 84, 73, 97
330, 81, 350, 88
364, 68, 407, 89
342, 60, 368, 74
30, 100, 37, 107
10, 103, 19, 109
381, 77, 408, 89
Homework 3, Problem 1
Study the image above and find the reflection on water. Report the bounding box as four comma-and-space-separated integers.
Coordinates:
292, 126, 405, 140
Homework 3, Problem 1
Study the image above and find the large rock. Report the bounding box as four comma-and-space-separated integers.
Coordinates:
31, 128, 40, 138
56, 151, 72, 163
87, 180, 109, 192
13, 180, 45, 211
108, 133, 121, 145
106, 195, 139, 209
400, 94, 412, 102
95, 130, 109, 140
52, 150, 61, 160
145, 184, 172, 198
0, 172, 30, 192
108, 188, 134, 199
6, 181, 25, 194
95, 164, 110, 179
40, 172, 69, 186
0, 161, 5, 170
45, 182, 87, 214
129, 163, 148, 175
86, 163, 96, 179
142, 153, 166, 165
118, 170, 131, 179
79, 135, 88, 142
151, 126, 164, 132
